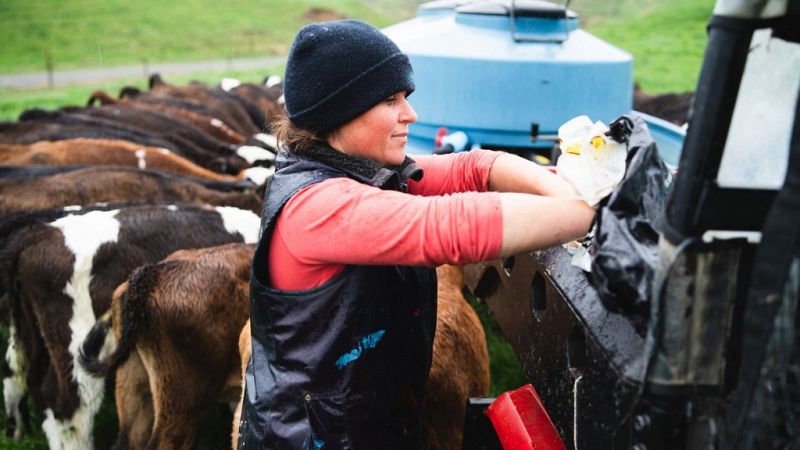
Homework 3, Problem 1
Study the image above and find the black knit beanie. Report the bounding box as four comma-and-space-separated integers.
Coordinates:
284, 20, 415, 134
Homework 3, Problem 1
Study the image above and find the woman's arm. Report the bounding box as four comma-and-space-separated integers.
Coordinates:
409, 150, 500, 196
270, 165, 594, 289
488, 152, 578, 197
411, 150, 576, 198
497, 193, 594, 256
488, 153, 595, 256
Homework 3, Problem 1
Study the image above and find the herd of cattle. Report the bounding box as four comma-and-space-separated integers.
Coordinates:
0, 73, 492, 450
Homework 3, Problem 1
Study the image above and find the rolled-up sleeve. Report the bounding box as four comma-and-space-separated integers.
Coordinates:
278, 178, 503, 267
408, 150, 501, 196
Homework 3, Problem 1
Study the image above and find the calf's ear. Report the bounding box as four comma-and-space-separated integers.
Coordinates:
149, 73, 167, 89
119, 86, 142, 99
87, 91, 116, 107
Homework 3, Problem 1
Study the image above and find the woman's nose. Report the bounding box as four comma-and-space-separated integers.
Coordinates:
400, 98, 418, 124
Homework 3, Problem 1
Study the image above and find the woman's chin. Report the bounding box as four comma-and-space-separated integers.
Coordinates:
389, 153, 407, 166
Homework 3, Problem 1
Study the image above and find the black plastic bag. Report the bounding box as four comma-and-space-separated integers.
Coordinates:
589, 115, 673, 314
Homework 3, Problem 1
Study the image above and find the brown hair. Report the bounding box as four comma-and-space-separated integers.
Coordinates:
270, 115, 325, 154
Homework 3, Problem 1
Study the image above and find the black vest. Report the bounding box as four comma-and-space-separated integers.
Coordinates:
238, 146, 438, 450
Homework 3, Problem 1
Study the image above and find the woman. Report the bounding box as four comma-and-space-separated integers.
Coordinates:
237, 20, 594, 450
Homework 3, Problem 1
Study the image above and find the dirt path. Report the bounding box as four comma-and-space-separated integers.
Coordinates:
0, 56, 286, 89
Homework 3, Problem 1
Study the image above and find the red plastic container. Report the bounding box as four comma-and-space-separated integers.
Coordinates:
486, 384, 566, 450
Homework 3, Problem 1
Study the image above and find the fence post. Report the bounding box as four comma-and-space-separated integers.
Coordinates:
45, 48, 54, 89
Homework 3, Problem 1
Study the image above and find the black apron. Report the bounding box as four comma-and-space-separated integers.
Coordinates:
237, 145, 437, 450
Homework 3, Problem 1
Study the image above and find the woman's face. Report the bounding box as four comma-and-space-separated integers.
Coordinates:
327, 91, 417, 166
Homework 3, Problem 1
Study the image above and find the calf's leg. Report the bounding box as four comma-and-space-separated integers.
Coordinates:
112, 351, 153, 450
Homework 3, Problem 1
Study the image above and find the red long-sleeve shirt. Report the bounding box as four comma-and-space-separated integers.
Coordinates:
268, 150, 504, 290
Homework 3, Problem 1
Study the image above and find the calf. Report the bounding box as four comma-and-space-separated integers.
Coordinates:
79, 258, 490, 450
231, 320, 253, 450
119, 86, 236, 126
117, 85, 279, 157
87, 90, 247, 145
227, 81, 285, 128
422, 264, 490, 450
0, 120, 240, 175
633, 84, 693, 126
0, 204, 260, 450
67, 105, 235, 154
78, 103, 275, 166
85, 100, 275, 166
230, 265, 490, 450
0, 165, 262, 216
81, 243, 254, 450
0, 119, 177, 153
16, 108, 258, 173
0, 164, 253, 191
148, 74, 262, 135
0, 139, 272, 184
0, 164, 86, 180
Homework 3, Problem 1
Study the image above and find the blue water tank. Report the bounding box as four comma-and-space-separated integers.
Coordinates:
383, 0, 634, 156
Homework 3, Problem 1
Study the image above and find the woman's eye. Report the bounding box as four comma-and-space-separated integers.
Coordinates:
385, 95, 397, 104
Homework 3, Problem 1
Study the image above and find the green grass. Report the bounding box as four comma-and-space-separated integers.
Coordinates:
0, 66, 285, 121
0, 0, 713, 123
583, 0, 714, 92
0, 0, 420, 75
0, 389, 236, 450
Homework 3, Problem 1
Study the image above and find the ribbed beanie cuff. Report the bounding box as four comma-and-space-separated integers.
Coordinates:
284, 20, 415, 134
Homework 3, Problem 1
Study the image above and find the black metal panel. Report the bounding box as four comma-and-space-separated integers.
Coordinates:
665, 23, 754, 239
464, 248, 648, 449
694, 187, 776, 231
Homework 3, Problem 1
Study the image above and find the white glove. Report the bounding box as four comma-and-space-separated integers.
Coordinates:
556, 115, 627, 207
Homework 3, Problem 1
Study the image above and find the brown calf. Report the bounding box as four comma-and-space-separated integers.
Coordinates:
148, 74, 262, 135
423, 264, 491, 450
231, 320, 252, 449
0, 139, 272, 184
81, 257, 489, 450
229, 82, 285, 128
0, 165, 262, 216
88, 90, 247, 145
81, 243, 254, 450
633, 84, 693, 126
15, 108, 251, 173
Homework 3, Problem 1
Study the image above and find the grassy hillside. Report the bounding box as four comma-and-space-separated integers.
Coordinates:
0, 66, 285, 121
0, 0, 421, 75
584, 0, 714, 92
0, 0, 713, 121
